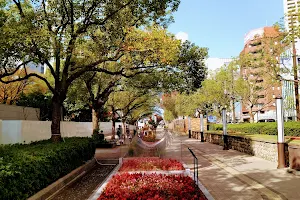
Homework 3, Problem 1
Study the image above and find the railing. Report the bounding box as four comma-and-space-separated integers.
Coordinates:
188, 147, 198, 186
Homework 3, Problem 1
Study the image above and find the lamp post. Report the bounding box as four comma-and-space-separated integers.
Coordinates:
222, 108, 229, 150
276, 97, 286, 168
200, 113, 204, 142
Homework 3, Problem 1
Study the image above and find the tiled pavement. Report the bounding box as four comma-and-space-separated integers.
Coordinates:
162, 133, 300, 200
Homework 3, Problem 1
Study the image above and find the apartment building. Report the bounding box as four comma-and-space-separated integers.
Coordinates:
282, 0, 300, 120
240, 27, 282, 122
284, 0, 300, 31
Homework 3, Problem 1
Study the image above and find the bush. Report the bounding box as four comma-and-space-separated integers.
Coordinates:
210, 122, 300, 136
0, 137, 95, 200
92, 133, 107, 146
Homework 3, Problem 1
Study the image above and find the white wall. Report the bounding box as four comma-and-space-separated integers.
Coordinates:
0, 120, 137, 144
1, 120, 22, 144
99, 122, 112, 135
1, 121, 93, 144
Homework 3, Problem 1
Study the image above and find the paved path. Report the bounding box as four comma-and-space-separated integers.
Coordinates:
162, 133, 300, 200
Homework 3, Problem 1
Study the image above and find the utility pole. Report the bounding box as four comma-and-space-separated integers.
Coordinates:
291, 14, 300, 121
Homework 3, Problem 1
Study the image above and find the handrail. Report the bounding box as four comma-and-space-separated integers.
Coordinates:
188, 147, 198, 186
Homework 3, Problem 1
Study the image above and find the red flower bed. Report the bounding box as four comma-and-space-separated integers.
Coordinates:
119, 157, 184, 171
98, 173, 207, 200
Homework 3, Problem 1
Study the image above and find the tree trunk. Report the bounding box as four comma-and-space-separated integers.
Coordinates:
92, 108, 99, 134
249, 110, 255, 123
232, 100, 236, 123
112, 117, 116, 140
51, 96, 62, 142
122, 119, 126, 135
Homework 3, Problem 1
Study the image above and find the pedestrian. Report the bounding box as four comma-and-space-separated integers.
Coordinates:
117, 125, 122, 139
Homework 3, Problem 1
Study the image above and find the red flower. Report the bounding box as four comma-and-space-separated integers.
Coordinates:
98, 173, 207, 200
119, 157, 184, 172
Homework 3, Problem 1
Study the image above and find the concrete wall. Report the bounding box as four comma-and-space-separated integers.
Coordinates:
0, 104, 40, 120
0, 120, 137, 144
204, 132, 289, 165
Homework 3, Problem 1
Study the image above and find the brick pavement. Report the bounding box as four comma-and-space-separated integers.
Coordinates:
162, 133, 300, 200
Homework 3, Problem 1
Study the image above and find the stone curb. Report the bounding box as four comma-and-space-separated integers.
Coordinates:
88, 158, 122, 200
29, 159, 96, 200
189, 171, 215, 200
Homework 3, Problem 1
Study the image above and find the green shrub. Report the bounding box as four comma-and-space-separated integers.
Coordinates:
0, 137, 95, 200
92, 134, 109, 147
209, 122, 300, 137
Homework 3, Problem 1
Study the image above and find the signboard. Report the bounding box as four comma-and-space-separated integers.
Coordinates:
207, 115, 217, 123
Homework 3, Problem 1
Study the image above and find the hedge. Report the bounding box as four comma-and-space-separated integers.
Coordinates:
0, 137, 96, 200
210, 122, 300, 136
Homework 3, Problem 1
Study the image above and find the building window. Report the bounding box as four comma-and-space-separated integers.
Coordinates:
260, 111, 265, 114
258, 95, 265, 98
272, 87, 275, 90
277, 86, 280, 90
273, 103, 276, 106
273, 94, 275, 98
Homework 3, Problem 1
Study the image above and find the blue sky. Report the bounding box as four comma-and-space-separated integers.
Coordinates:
168, 0, 284, 58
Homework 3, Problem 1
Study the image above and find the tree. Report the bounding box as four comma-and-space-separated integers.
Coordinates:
107, 89, 158, 138
0, 68, 48, 104
0, 0, 180, 141
0, 70, 28, 104
65, 26, 180, 133
176, 41, 208, 93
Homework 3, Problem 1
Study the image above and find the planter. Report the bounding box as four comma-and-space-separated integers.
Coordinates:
89, 158, 212, 200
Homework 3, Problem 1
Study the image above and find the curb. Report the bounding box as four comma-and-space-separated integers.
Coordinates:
88, 158, 122, 200
189, 171, 215, 200
29, 159, 96, 200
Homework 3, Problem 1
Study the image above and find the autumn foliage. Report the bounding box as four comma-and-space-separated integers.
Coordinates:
0, 69, 48, 105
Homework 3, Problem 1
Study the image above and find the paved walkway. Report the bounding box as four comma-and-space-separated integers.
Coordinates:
162, 133, 300, 200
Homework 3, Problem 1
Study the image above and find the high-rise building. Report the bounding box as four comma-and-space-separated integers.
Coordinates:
283, 0, 300, 31
240, 27, 282, 122
283, 0, 300, 52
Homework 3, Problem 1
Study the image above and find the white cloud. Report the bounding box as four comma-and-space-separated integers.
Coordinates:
175, 32, 189, 42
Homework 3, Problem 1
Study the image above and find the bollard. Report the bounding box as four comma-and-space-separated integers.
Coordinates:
188, 117, 191, 138
200, 114, 204, 142
222, 108, 229, 150
276, 97, 285, 168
